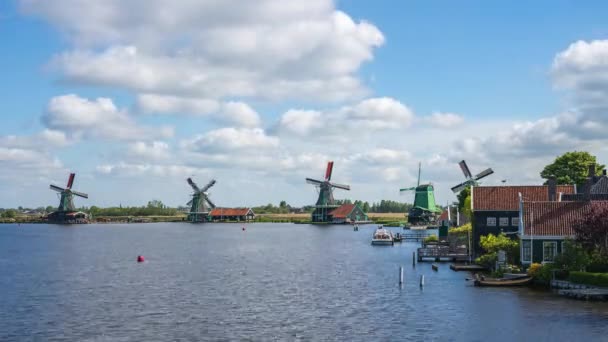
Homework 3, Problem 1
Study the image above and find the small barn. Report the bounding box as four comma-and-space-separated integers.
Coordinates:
328, 204, 368, 224
209, 208, 255, 222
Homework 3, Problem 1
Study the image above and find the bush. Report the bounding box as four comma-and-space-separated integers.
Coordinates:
569, 271, 608, 287
553, 239, 590, 271
424, 235, 438, 243
475, 253, 497, 269
527, 263, 555, 284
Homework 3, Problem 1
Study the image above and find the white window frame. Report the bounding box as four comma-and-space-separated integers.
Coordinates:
511, 217, 519, 227
499, 217, 509, 227
543, 241, 557, 263
522, 240, 531, 262
486, 217, 496, 226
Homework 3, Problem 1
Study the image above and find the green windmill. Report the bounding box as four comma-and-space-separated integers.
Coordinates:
400, 163, 442, 226
187, 177, 216, 223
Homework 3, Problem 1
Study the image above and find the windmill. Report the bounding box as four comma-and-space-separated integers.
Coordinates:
400, 162, 442, 226
186, 177, 216, 222
48, 173, 89, 223
451, 160, 494, 193
306, 161, 350, 222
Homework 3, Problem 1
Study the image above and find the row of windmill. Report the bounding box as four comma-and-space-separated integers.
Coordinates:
45, 159, 493, 224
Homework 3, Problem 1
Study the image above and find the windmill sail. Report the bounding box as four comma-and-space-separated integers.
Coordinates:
452, 160, 494, 193
306, 161, 350, 222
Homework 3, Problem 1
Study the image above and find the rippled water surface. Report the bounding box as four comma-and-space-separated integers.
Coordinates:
1, 223, 608, 341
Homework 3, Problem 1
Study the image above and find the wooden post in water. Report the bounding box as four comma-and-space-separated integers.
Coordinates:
412, 251, 416, 268
420, 274, 425, 287
399, 266, 404, 285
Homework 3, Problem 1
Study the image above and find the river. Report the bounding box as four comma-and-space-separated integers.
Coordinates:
1, 223, 607, 341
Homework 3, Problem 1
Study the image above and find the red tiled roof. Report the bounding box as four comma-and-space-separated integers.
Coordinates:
473, 185, 575, 211
209, 208, 253, 217
329, 204, 356, 219
438, 209, 449, 221
521, 201, 608, 236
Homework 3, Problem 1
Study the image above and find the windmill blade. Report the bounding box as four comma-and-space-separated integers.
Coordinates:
200, 179, 216, 192
66, 173, 75, 189
330, 182, 350, 191
50, 184, 66, 192
187, 199, 193, 206
306, 178, 323, 185
400, 187, 416, 192
325, 161, 334, 181
187, 177, 200, 192
459, 160, 473, 179
451, 181, 471, 193
474, 168, 494, 181
71, 190, 89, 199
205, 197, 216, 209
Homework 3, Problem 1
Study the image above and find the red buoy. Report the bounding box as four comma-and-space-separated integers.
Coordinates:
137, 255, 145, 263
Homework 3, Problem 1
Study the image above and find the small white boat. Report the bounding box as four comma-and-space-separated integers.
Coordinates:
371, 226, 394, 246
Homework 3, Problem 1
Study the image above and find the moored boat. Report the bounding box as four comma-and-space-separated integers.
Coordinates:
371, 226, 394, 246
393, 233, 403, 242
473, 274, 533, 287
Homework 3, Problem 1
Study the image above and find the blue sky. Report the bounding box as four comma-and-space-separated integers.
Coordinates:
1, 0, 608, 208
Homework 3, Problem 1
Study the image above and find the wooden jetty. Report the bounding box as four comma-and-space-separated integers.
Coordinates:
417, 245, 468, 262
558, 288, 608, 301
450, 264, 487, 272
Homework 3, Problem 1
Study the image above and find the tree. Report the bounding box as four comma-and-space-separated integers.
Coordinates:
457, 187, 471, 219
574, 202, 608, 257
478, 233, 519, 265
540, 151, 604, 186
147, 200, 165, 209
279, 200, 287, 208
553, 239, 590, 271
2, 210, 17, 219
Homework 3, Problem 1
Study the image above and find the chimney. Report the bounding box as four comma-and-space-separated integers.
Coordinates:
589, 164, 596, 178
548, 177, 557, 201
584, 175, 593, 201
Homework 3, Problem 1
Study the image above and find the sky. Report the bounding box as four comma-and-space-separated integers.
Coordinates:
1, 0, 608, 209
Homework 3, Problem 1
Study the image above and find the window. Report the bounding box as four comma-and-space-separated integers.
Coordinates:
543, 241, 557, 262
499, 217, 509, 227
511, 217, 519, 227
486, 217, 496, 226
522, 240, 531, 262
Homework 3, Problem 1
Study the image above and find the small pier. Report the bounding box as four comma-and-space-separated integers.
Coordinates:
551, 280, 608, 301
417, 245, 469, 262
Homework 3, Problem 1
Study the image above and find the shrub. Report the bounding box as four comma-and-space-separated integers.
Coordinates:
553, 239, 590, 271
569, 271, 608, 287
475, 253, 497, 269
424, 235, 438, 243
528, 263, 555, 284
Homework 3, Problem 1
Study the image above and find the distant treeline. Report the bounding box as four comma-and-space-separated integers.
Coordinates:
2, 199, 417, 217
251, 199, 414, 214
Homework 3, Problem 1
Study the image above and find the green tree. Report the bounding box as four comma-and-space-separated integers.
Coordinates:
147, 200, 165, 209
553, 239, 590, 271
478, 233, 519, 265
279, 200, 287, 208
2, 209, 17, 219
540, 151, 604, 186
457, 187, 471, 219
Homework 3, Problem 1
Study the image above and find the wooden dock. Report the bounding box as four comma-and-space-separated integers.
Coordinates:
558, 288, 608, 301
450, 264, 486, 272
417, 246, 469, 262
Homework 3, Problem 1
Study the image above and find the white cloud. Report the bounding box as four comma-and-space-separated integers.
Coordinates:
136, 94, 220, 116
43, 94, 173, 141
96, 162, 201, 178
278, 97, 414, 137
0, 129, 70, 149
182, 127, 279, 153
220, 102, 262, 128
127, 141, 170, 161
23, 0, 384, 102
136, 94, 261, 127
427, 112, 464, 128
0, 147, 63, 180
